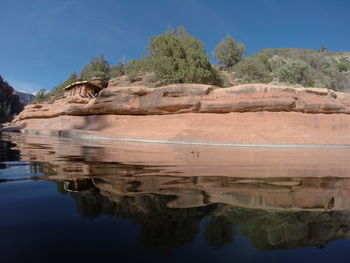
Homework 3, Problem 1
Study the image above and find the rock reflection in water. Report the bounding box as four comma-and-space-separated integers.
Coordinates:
52, 177, 350, 250
2, 132, 350, 251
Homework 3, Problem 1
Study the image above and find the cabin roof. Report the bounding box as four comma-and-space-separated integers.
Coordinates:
64, 80, 103, 91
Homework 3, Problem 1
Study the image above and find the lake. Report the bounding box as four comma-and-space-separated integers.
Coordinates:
1, 132, 350, 263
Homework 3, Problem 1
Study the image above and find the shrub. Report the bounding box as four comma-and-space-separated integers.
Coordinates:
80, 53, 110, 84
33, 73, 77, 103
110, 62, 126, 78
33, 88, 50, 103
337, 62, 348, 72
320, 65, 350, 91
233, 57, 273, 83
51, 73, 77, 98
125, 59, 148, 81
214, 36, 246, 68
276, 60, 314, 86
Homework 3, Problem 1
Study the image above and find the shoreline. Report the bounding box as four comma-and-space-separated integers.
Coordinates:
3, 83, 350, 147
4, 129, 350, 149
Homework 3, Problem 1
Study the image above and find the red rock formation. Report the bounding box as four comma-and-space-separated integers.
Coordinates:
4, 83, 350, 145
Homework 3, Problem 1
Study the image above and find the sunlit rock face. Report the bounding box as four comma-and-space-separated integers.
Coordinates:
4, 83, 350, 145
12, 84, 350, 120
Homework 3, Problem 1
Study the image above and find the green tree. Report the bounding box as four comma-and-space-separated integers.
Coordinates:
214, 35, 246, 68
110, 62, 126, 78
33, 88, 50, 103
80, 53, 110, 84
51, 72, 77, 98
146, 26, 221, 85
125, 58, 148, 81
337, 62, 348, 72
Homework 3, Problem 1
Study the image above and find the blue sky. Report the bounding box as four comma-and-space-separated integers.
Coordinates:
1, 0, 349, 94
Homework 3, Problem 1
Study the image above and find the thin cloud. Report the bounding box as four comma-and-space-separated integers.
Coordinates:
7, 79, 42, 94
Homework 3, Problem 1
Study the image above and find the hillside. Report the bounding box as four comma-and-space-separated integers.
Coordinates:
30, 29, 350, 105
233, 48, 350, 92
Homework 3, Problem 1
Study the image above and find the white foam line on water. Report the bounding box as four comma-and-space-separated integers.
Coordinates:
72, 133, 350, 149
10, 130, 350, 149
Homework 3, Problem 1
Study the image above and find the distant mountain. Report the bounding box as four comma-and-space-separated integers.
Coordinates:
13, 90, 34, 105
0, 75, 23, 123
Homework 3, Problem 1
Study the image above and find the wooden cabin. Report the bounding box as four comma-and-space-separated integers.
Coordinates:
63, 78, 104, 99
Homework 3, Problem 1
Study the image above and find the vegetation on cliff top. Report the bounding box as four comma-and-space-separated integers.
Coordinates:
214, 36, 246, 68
233, 48, 350, 91
33, 26, 350, 103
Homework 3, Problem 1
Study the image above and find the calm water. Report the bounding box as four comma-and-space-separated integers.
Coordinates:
1, 132, 350, 263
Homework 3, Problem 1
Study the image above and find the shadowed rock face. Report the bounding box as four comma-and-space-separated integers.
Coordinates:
0, 76, 23, 123
2, 132, 350, 251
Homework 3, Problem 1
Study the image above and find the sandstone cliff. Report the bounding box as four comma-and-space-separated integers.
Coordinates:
4, 81, 350, 145
11, 83, 350, 119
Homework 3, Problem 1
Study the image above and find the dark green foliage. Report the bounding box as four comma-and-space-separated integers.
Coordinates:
337, 62, 348, 72
32, 88, 50, 103
204, 217, 235, 250
51, 73, 77, 98
276, 60, 314, 86
125, 59, 148, 81
110, 62, 126, 78
233, 56, 273, 83
214, 35, 246, 68
80, 54, 110, 84
241, 48, 350, 91
145, 26, 222, 85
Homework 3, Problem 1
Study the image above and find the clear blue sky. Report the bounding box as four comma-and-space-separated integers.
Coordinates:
1, 0, 349, 94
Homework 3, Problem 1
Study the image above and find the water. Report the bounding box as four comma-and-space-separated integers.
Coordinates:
1, 132, 350, 263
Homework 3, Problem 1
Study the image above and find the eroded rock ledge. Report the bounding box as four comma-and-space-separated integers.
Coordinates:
12, 84, 350, 121
4, 83, 350, 146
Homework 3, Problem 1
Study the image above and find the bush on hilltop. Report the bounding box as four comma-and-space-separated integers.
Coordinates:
214, 36, 246, 68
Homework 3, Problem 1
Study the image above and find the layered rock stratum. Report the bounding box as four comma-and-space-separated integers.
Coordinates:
4, 81, 350, 145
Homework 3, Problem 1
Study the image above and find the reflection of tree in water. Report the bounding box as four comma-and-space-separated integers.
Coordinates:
137, 201, 216, 249
0, 138, 20, 168
57, 180, 218, 249
59, 180, 350, 251
204, 217, 235, 250
29, 162, 46, 174
215, 207, 350, 251
22, 157, 350, 252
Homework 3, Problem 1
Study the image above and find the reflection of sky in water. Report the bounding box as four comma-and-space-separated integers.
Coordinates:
0, 164, 32, 179
1, 133, 350, 263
